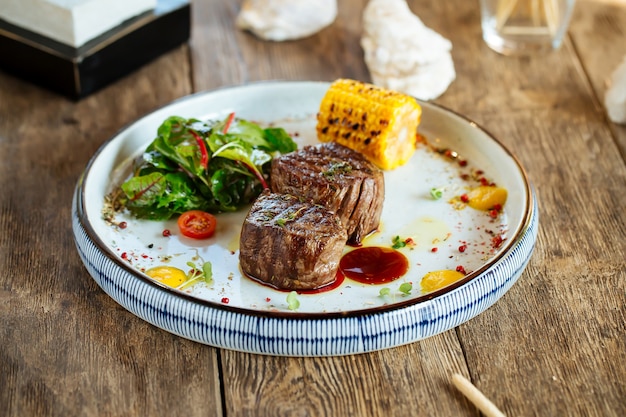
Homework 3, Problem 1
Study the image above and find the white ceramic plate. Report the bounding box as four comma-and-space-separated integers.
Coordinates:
73, 81, 538, 356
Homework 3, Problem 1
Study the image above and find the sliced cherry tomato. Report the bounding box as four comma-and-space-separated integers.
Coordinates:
177, 210, 217, 239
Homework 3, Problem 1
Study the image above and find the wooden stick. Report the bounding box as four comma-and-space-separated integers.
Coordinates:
543, 0, 559, 37
531, 0, 540, 26
452, 373, 506, 417
496, 0, 518, 31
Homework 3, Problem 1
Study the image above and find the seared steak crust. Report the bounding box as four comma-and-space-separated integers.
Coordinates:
271, 142, 384, 245
239, 192, 347, 290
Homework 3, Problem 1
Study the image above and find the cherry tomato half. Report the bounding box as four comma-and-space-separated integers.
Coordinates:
177, 210, 217, 239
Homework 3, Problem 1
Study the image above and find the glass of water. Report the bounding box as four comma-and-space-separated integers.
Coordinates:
480, 0, 576, 55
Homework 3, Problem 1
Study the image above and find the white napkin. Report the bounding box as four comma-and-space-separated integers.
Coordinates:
0, 0, 156, 47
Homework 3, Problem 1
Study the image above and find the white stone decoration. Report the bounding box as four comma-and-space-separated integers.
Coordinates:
361, 0, 456, 100
236, 0, 337, 41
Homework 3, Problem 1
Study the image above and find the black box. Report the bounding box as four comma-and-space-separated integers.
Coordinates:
0, 0, 190, 99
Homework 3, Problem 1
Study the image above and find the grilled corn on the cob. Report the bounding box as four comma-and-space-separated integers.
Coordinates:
316, 79, 421, 170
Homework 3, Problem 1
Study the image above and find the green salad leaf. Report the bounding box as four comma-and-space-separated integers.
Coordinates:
116, 113, 297, 219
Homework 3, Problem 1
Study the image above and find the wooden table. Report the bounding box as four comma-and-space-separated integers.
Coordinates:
1, 0, 624, 415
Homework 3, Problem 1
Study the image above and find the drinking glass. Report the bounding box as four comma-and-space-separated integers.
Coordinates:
480, 0, 576, 55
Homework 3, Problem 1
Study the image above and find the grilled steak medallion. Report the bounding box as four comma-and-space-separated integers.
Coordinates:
271, 142, 384, 245
239, 192, 347, 290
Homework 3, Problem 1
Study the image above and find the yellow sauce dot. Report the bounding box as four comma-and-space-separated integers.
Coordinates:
145, 266, 187, 288
467, 186, 507, 211
420, 270, 465, 293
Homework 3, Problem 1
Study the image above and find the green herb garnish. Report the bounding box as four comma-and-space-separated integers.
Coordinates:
379, 287, 391, 297
275, 207, 305, 228
392, 236, 407, 249
322, 161, 353, 180
430, 187, 444, 200
177, 261, 213, 290
287, 291, 300, 310
399, 282, 413, 295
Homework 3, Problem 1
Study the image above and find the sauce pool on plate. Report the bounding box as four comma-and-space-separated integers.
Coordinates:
338, 246, 409, 284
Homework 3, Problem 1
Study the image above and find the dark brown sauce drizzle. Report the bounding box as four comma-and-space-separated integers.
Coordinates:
338, 246, 409, 285
243, 270, 345, 294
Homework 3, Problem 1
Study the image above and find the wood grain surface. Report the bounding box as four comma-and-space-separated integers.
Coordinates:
0, 1, 624, 416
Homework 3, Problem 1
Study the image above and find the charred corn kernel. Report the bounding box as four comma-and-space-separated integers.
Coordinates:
316, 79, 422, 170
